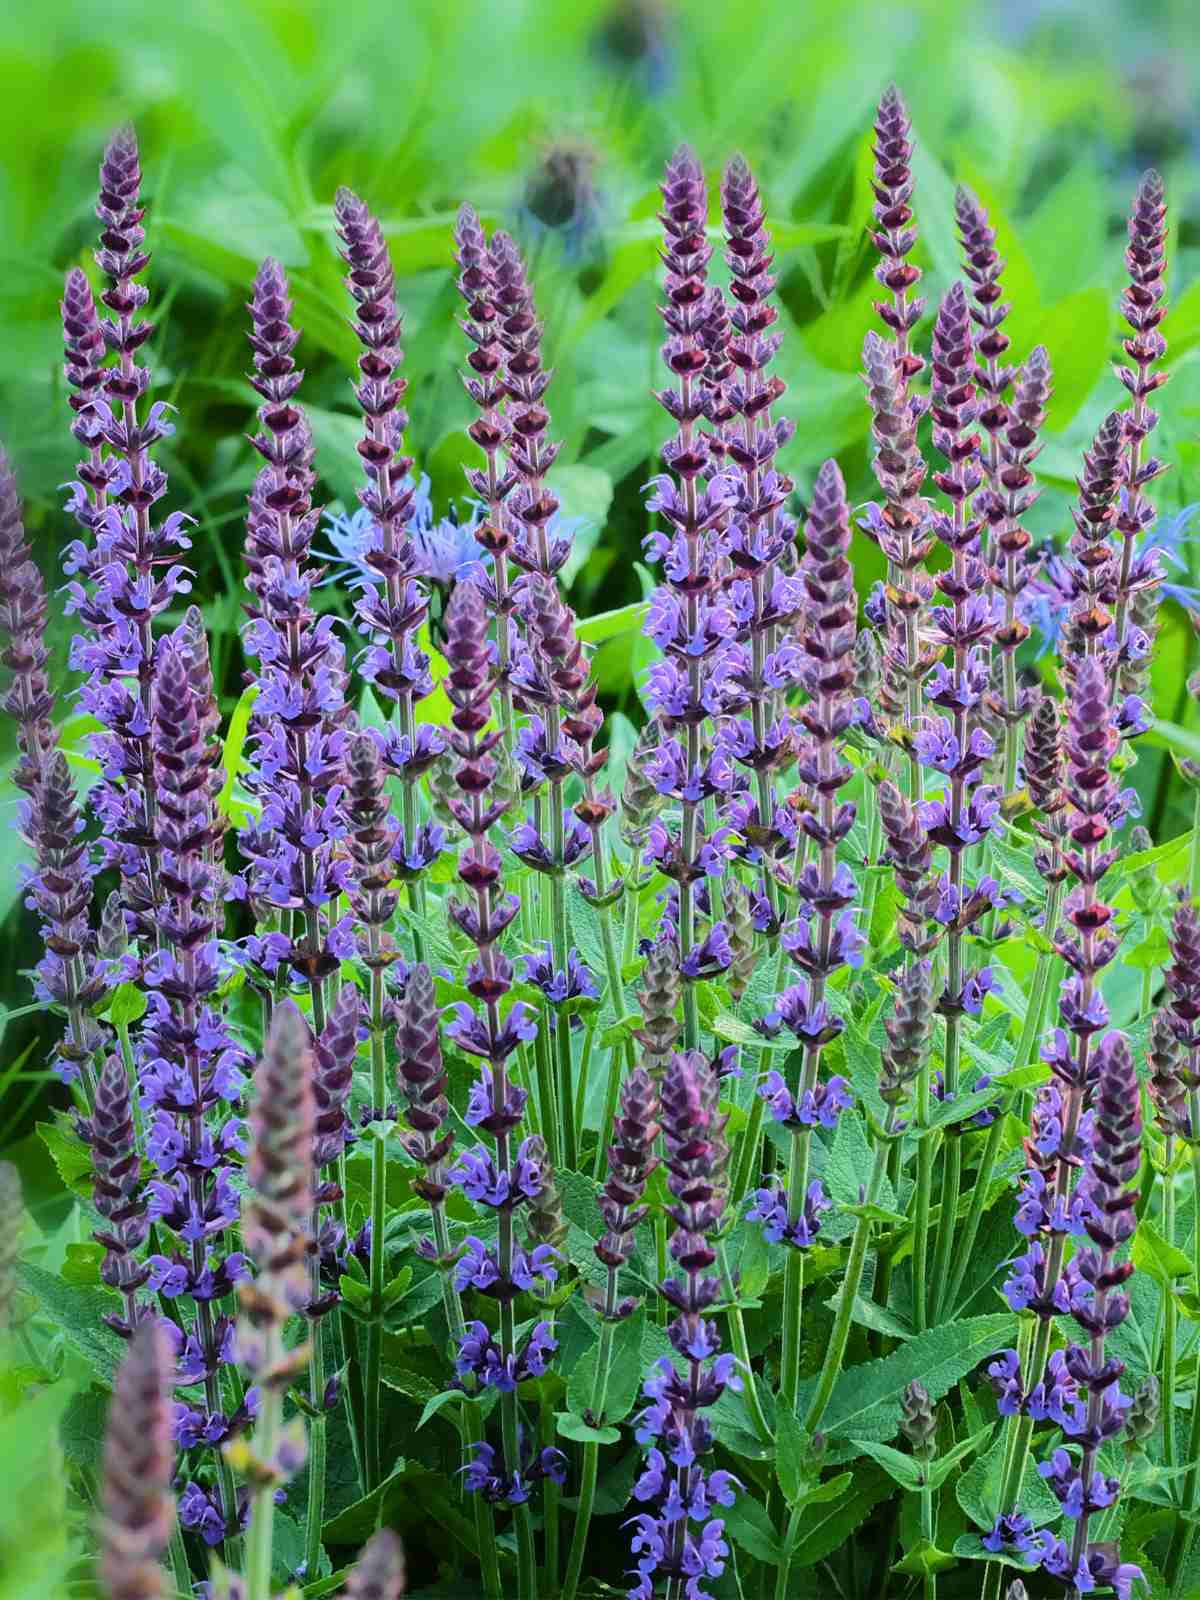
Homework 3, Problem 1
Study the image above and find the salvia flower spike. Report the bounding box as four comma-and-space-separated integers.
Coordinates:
335, 187, 440, 935
628, 1049, 739, 1598
1110, 168, 1168, 700
234, 999, 315, 1599
237, 257, 352, 1018
63, 127, 191, 942
100, 1320, 176, 1600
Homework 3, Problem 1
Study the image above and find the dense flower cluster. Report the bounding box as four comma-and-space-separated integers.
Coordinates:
6, 93, 1187, 1600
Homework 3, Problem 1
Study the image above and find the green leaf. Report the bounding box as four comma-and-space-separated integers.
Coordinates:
556, 1410, 620, 1445
926, 1424, 996, 1491
849, 1438, 925, 1490
104, 982, 148, 1028
320, 1464, 409, 1543
787, 1464, 891, 1569
36, 1117, 93, 1199
893, 1537, 959, 1577
806, 1314, 1016, 1440
575, 601, 648, 644
19, 1263, 126, 1382
775, 1408, 809, 1506
1026, 287, 1111, 424
723, 1493, 782, 1565
417, 1390, 470, 1430
1133, 1220, 1194, 1288
218, 684, 258, 822
956, 1428, 1061, 1530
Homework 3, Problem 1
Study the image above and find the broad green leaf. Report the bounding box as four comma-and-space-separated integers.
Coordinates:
1133, 1220, 1194, 1288
787, 1463, 892, 1569
807, 1314, 1016, 1440
556, 1410, 620, 1445
893, 1537, 959, 1577
723, 1492, 782, 1565
775, 1408, 809, 1506
849, 1437, 925, 1490
218, 684, 258, 820
19, 1263, 126, 1383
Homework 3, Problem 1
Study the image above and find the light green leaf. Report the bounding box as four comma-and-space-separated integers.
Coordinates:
1133, 1220, 1194, 1288
556, 1411, 620, 1445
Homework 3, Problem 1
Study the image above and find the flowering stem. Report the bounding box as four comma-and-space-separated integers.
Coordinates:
719, 1243, 771, 1445
244, 1327, 282, 1600
561, 1312, 616, 1600
1161, 1136, 1177, 1469
364, 973, 388, 1490
944, 910, 1061, 1323
912, 1069, 934, 1334
805, 1134, 890, 1434
779, 1126, 812, 1412
1165, 1089, 1200, 1586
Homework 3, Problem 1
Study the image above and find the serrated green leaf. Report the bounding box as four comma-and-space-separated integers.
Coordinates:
19, 1263, 126, 1382
36, 1117, 93, 1198
787, 1463, 891, 1568
849, 1437, 925, 1490
1133, 1220, 1194, 1288
775, 1408, 809, 1506
103, 982, 148, 1028
806, 1314, 1016, 1440
723, 1493, 781, 1564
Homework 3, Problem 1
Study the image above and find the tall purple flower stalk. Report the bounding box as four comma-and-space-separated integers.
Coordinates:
1109, 171, 1168, 697
454, 206, 517, 738
236, 998, 315, 1593
140, 637, 247, 1548
748, 460, 858, 1405
100, 1320, 177, 1600
983, 349, 1051, 792
628, 1049, 739, 1598
61, 130, 192, 942
236, 259, 353, 1025
954, 188, 1013, 560
335, 189, 441, 945
643, 147, 739, 1051
985, 655, 1133, 1589
80, 1053, 152, 1337
1, 455, 107, 1092
441, 577, 550, 1588
717, 155, 801, 924
923, 282, 1002, 1315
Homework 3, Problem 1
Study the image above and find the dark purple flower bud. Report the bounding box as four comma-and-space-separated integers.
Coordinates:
632, 935, 681, 1074
880, 958, 934, 1114
0, 454, 55, 794
1164, 900, 1200, 1059
394, 963, 455, 1203
81, 1054, 152, 1334
100, 1320, 176, 1600
313, 983, 359, 1169
899, 1380, 937, 1457
238, 1000, 314, 1383
596, 1067, 661, 1274
870, 86, 926, 369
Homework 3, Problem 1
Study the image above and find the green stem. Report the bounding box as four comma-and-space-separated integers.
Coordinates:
1191, 788, 1200, 901
364, 983, 388, 1490
1165, 1095, 1200, 1588
242, 1343, 282, 1600
1162, 1138, 1177, 1469
804, 1140, 889, 1434
168, 1528, 191, 1597
779, 1127, 812, 1413
562, 1318, 617, 1600
920, 1469, 937, 1600
305, 1409, 327, 1580
499, 1299, 538, 1599
533, 1013, 560, 1169
944, 884, 1062, 1319
912, 1063, 934, 1334
720, 1244, 771, 1445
